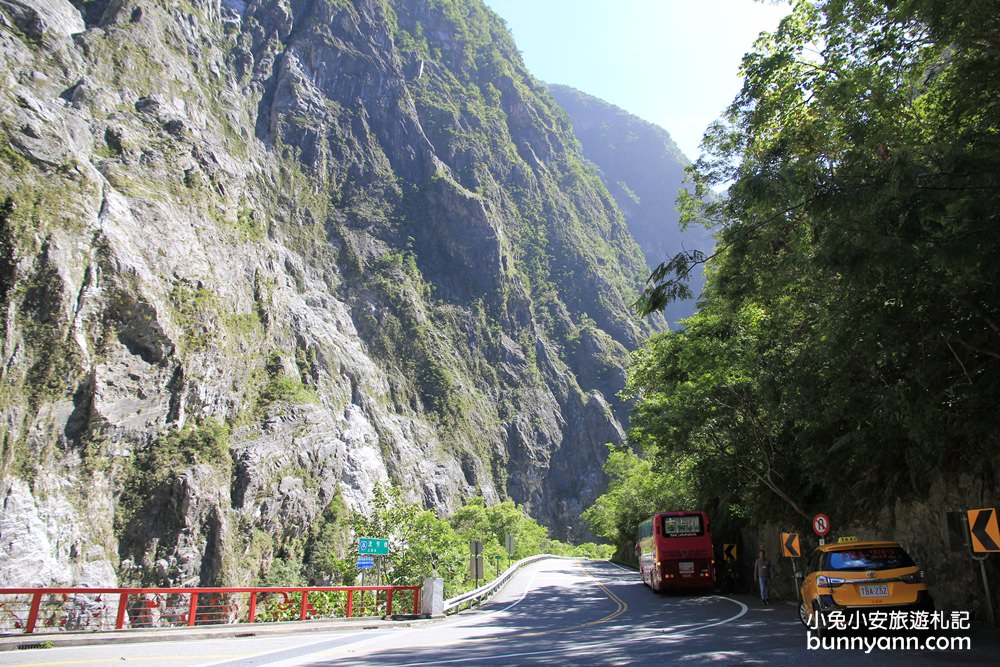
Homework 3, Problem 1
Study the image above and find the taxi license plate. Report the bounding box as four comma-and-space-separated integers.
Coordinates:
679, 561, 694, 575
859, 584, 888, 597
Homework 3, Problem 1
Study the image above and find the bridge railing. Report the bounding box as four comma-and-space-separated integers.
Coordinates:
0, 584, 420, 635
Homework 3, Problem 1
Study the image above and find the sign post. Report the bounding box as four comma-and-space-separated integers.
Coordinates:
722, 544, 738, 594
359, 538, 389, 588
967, 508, 999, 627
469, 555, 484, 586
504, 534, 515, 569
469, 540, 484, 588
782, 532, 802, 602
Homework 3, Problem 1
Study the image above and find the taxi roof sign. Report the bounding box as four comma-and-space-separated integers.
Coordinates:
837, 536, 859, 543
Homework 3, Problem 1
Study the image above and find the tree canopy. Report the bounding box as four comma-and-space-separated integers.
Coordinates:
625, 0, 1000, 530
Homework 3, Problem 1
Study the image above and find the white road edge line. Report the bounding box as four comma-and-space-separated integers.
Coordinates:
396, 585, 749, 666
444, 559, 543, 627
195, 629, 397, 667
605, 560, 634, 572
244, 561, 549, 666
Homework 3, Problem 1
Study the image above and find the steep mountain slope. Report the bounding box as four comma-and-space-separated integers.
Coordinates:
0, 0, 655, 586
549, 84, 714, 326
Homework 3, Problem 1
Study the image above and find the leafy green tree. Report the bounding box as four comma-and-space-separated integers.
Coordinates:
447, 495, 491, 539
572, 542, 616, 560
449, 496, 551, 570
632, 0, 1000, 524
343, 484, 465, 591
582, 444, 697, 547
341, 486, 578, 596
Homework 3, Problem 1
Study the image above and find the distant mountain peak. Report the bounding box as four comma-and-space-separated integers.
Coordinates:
549, 84, 714, 327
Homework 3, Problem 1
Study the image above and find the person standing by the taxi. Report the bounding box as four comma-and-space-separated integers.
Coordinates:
754, 548, 771, 604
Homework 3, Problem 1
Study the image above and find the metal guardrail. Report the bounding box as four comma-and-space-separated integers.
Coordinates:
0, 584, 420, 635
443, 554, 575, 613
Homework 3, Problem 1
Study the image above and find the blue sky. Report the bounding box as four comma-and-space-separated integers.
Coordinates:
482, 0, 791, 161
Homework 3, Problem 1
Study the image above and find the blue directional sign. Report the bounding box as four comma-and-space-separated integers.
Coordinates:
357, 555, 375, 569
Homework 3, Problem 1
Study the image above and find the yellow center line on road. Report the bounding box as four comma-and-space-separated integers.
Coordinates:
500, 563, 628, 638
303, 559, 630, 661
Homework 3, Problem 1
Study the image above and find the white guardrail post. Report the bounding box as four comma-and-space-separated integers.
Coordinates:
441, 554, 576, 614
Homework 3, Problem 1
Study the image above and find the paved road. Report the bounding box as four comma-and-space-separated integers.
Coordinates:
1, 558, 995, 666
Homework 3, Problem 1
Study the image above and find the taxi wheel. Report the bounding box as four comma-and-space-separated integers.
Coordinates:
811, 602, 828, 638
799, 600, 826, 635
798, 601, 811, 627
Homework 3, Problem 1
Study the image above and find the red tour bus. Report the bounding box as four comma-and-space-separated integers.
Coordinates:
637, 510, 715, 592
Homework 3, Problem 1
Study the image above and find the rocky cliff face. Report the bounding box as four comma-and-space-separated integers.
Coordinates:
549, 85, 714, 327
0, 0, 658, 586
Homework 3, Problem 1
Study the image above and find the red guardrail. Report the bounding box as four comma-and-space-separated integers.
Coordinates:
0, 585, 420, 635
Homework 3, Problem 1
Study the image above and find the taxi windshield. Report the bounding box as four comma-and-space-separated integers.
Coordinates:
825, 547, 914, 571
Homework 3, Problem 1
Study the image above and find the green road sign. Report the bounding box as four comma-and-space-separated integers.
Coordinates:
359, 537, 389, 555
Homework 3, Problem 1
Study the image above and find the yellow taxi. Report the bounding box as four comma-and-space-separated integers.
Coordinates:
798, 538, 934, 632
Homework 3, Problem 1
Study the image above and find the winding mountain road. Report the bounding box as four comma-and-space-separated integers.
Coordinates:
0, 558, 994, 666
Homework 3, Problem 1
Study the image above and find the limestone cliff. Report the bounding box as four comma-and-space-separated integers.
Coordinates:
0, 0, 656, 586
549, 84, 714, 327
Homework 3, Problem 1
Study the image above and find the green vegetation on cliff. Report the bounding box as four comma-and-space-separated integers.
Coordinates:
0, 0, 653, 589
548, 84, 713, 327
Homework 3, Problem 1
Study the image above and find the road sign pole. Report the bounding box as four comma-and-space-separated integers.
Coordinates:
965, 512, 997, 627
792, 557, 802, 603
974, 555, 996, 627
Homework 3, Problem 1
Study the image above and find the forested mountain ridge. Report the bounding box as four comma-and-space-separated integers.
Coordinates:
549, 84, 713, 327
0, 0, 657, 587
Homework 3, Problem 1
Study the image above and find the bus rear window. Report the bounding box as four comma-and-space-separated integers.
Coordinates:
662, 515, 703, 537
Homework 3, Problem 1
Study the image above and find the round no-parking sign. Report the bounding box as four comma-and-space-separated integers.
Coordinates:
813, 513, 831, 537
